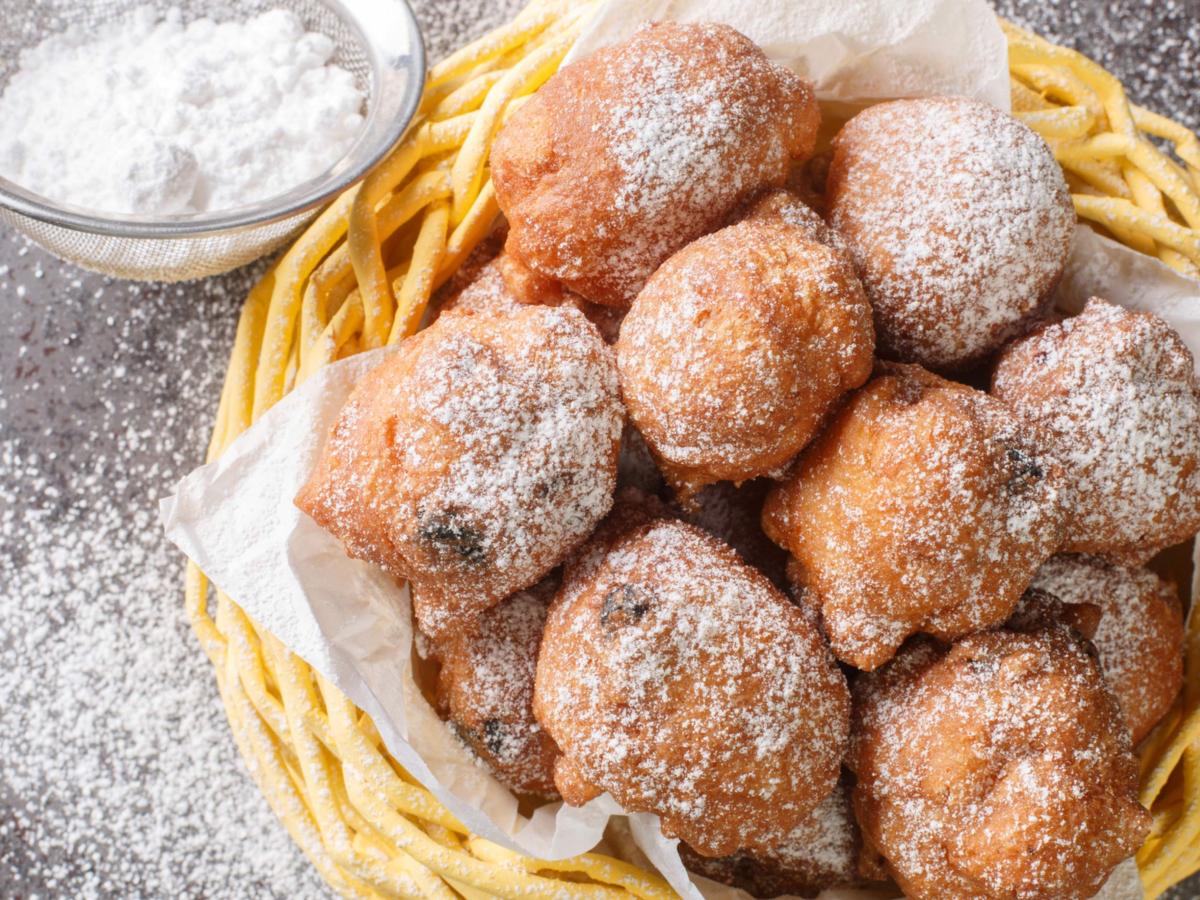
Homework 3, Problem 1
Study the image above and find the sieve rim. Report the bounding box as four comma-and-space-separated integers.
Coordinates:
0, 0, 426, 241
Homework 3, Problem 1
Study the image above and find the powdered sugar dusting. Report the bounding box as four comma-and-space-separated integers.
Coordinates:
0, 0, 526, 893
1029, 554, 1185, 744
678, 778, 866, 897
617, 209, 873, 497
993, 298, 1200, 563
536, 518, 849, 857
828, 96, 1074, 370
493, 21, 817, 306
436, 257, 625, 344
436, 577, 559, 797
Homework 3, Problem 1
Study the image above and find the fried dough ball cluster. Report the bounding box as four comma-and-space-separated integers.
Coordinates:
763, 363, 1066, 670
827, 96, 1074, 370
993, 297, 1200, 564
435, 576, 560, 796
1026, 554, 1185, 744
535, 517, 850, 858
492, 22, 819, 308
849, 629, 1151, 900
295, 304, 623, 640
299, 20, 1196, 891
617, 194, 874, 500
677, 778, 871, 899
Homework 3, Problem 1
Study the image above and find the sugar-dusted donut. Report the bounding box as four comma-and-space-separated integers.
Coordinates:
535, 517, 849, 857
1026, 554, 1185, 744
763, 363, 1065, 670
617, 203, 873, 500
992, 297, 1200, 563
849, 629, 1150, 899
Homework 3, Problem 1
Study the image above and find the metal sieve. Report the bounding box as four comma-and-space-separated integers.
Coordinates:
0, 0, 425, 282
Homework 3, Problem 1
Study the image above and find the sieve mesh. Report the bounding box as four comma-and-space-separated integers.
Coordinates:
0, 0, 423, 282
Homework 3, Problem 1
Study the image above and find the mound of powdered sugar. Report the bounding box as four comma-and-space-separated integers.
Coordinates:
0, 6, 364, 216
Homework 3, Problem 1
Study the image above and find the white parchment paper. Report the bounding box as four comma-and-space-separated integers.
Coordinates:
564, 0, 1010, 111
159, 3, 1185, 897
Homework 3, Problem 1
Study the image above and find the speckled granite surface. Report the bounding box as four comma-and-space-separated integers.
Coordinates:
1, 0, 1197, 897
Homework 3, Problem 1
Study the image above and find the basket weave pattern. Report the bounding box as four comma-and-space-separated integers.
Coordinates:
184, 4, 1200, 897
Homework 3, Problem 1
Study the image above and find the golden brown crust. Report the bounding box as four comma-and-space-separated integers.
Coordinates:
849, 629, 1150, 900
738, 188, 848, 254
436, 254, 625, 344
763, 363, 1066, 670
295, 305, 623, 640
535, 517, 850, 857
827, 97, 1073, 371
492, 22, 819, 308
992, 297, 1200, 564
617, 212, 873, 500
1026, 554, 1185, 744
436, 577, 560, 797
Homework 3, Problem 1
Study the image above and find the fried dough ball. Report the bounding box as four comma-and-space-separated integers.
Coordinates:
617, 208, 874, 501
849, 630, 1151, 900
436, 577, 560, 796
492, 22, 819, 308
762, 363, 1066, 670
295, 305, 624, 640
1025, 554, 1185, 744
535, 517, 850, 857
678, 778, 870, 898
827, 96, 1074, 370
992, 297, 1200, 563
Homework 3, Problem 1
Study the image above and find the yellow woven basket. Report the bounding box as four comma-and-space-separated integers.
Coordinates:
183, 2, 1200, 897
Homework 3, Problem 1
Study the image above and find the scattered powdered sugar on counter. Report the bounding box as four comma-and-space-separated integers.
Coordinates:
0, 243, 327, 897
0, 6, 364, 216
0, 4, 527, 895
